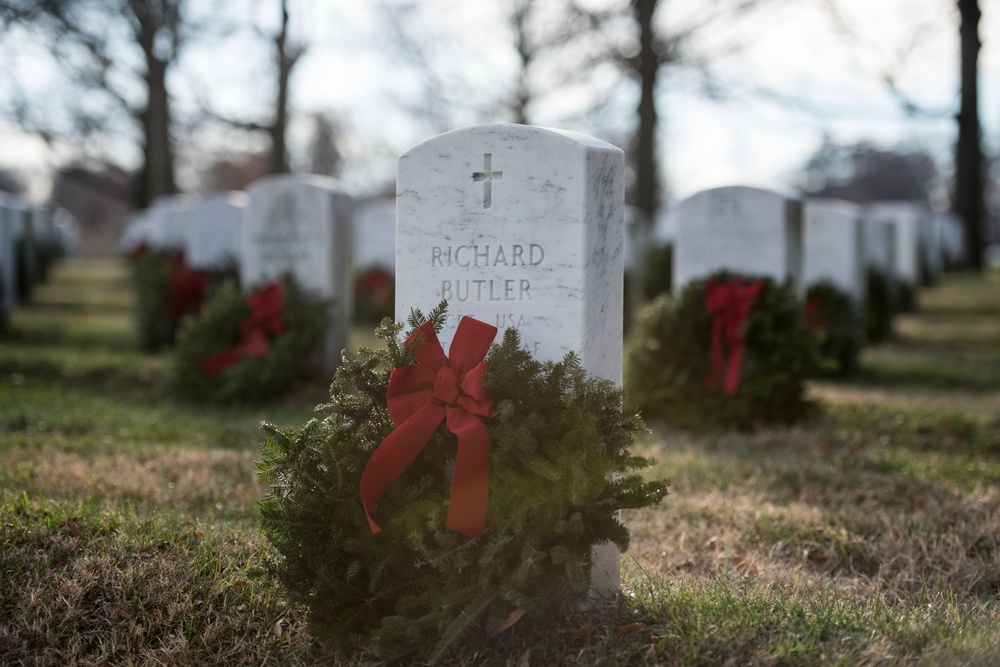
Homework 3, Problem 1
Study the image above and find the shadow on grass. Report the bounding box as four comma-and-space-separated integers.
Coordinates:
848, 357, 1000, 393
3, 321, 139, 352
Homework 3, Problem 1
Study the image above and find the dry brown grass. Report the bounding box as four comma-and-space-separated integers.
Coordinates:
626, 432, 1000, 603
2, 446, 264, 516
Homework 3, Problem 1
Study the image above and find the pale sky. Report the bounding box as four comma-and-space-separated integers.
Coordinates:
0, 0, 997, 205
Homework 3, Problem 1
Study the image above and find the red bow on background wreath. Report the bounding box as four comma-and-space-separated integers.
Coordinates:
168, 251, 210, 324
805, 294, 824, 333
360, 316, 497, 539
198, 283, 286, 375
356, 267, 393, 306
704, 277, 763, 395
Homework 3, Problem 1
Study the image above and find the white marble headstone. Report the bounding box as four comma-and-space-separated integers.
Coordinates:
183, 191, 247, 271
672, 185, 804, 294
863, 201, 925, 288
862, 212, 896, 278
396, 123, 625, 599
141, 195, 194, 251
0, 195, 19, 318
397, 124, 624, 384
937, 211, 966, 267
119, 210, 151, 254
803, 198, 866, 302
354, 196, 396, 273
242, 173, 353, 376
11, 202, 37, 297
921, 211, 943, 285
53, 209, 80, 258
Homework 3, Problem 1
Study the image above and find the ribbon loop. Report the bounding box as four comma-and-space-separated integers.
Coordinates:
704, 277, 763, 395
198, 283, 286, 375
360, 316, 498, 538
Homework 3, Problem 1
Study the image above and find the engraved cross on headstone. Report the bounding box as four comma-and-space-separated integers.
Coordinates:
471, 153, 503, 209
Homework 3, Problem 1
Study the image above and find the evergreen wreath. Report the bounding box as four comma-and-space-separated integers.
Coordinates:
131, 247, 176, 351
865, 267, 896, 343
806, 281, 864, 375
256, 303, 669, 663
170, 275, 331, 403
625, 271, 819, 430
130, 248, 235, 352
353, 265, 395, 324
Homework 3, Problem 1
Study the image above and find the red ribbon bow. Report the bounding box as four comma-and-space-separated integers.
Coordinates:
704, 277, 763, 395
198, 283, 286, 375
360, 316, 497, 538
168, 250, 210, 324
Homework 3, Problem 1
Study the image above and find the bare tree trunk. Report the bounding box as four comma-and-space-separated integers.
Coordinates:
631, 0, 660, 225
270, 0, 296, 174
136, 17, 177, 208
954, 0, 983, 269
511, 0, 532, 125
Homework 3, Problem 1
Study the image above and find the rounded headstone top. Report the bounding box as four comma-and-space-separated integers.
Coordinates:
806, 197, 862, 218
681, 184, 804, 205
400, 123, 623, 158
247, 173, 348, 195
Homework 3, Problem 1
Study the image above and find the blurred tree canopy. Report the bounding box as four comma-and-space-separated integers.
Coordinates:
798, 138, 944, 206
0, 0, 189, 207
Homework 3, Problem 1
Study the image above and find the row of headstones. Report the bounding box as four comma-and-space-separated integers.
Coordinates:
119, 177, 393, 374
628, 189, 967, 304
0, 192, 81, 325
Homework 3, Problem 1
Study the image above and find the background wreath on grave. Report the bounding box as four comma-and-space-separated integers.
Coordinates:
256, 304, 669, 663
353, 265, 395, 324
130, 247, 236, 351
865, 267, 896, 343
625, 271, 819, 431
169, 275, 330, 403
806, 281, 864, 375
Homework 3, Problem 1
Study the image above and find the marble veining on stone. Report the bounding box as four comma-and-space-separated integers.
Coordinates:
396, 123, 624, 385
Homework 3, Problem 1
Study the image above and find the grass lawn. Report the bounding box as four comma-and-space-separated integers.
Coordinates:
1, 259, 998, 666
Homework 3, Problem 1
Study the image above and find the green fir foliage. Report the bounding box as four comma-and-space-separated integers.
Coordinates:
256, 310, 669, 663
131, 251, 237, 352
170, 277, 331, 403
641, 243, 673, 301
132, 249, 175, 351
625, 272, 819, 430
865, 267, 896, 342
806, 281, 864, 375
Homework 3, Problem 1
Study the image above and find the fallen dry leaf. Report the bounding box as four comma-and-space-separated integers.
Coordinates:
271, 618, 283, 640
67, 518, 82, 539
615, 622, 646, 634
492, 607, 526, 635
730, 556, 759, 574
516, 648, 530, 667
909, 497, 929, 511
563, 618, 597, 638
806, 548, 829, 565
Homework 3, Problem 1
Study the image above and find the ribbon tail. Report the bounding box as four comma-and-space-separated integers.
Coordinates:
724, 335, 743, 395
708, 316, 726, 392
449, 317, 498, 377
198, 348, 242, 375
360, 402, 445, 534
445, 408, 491, 538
